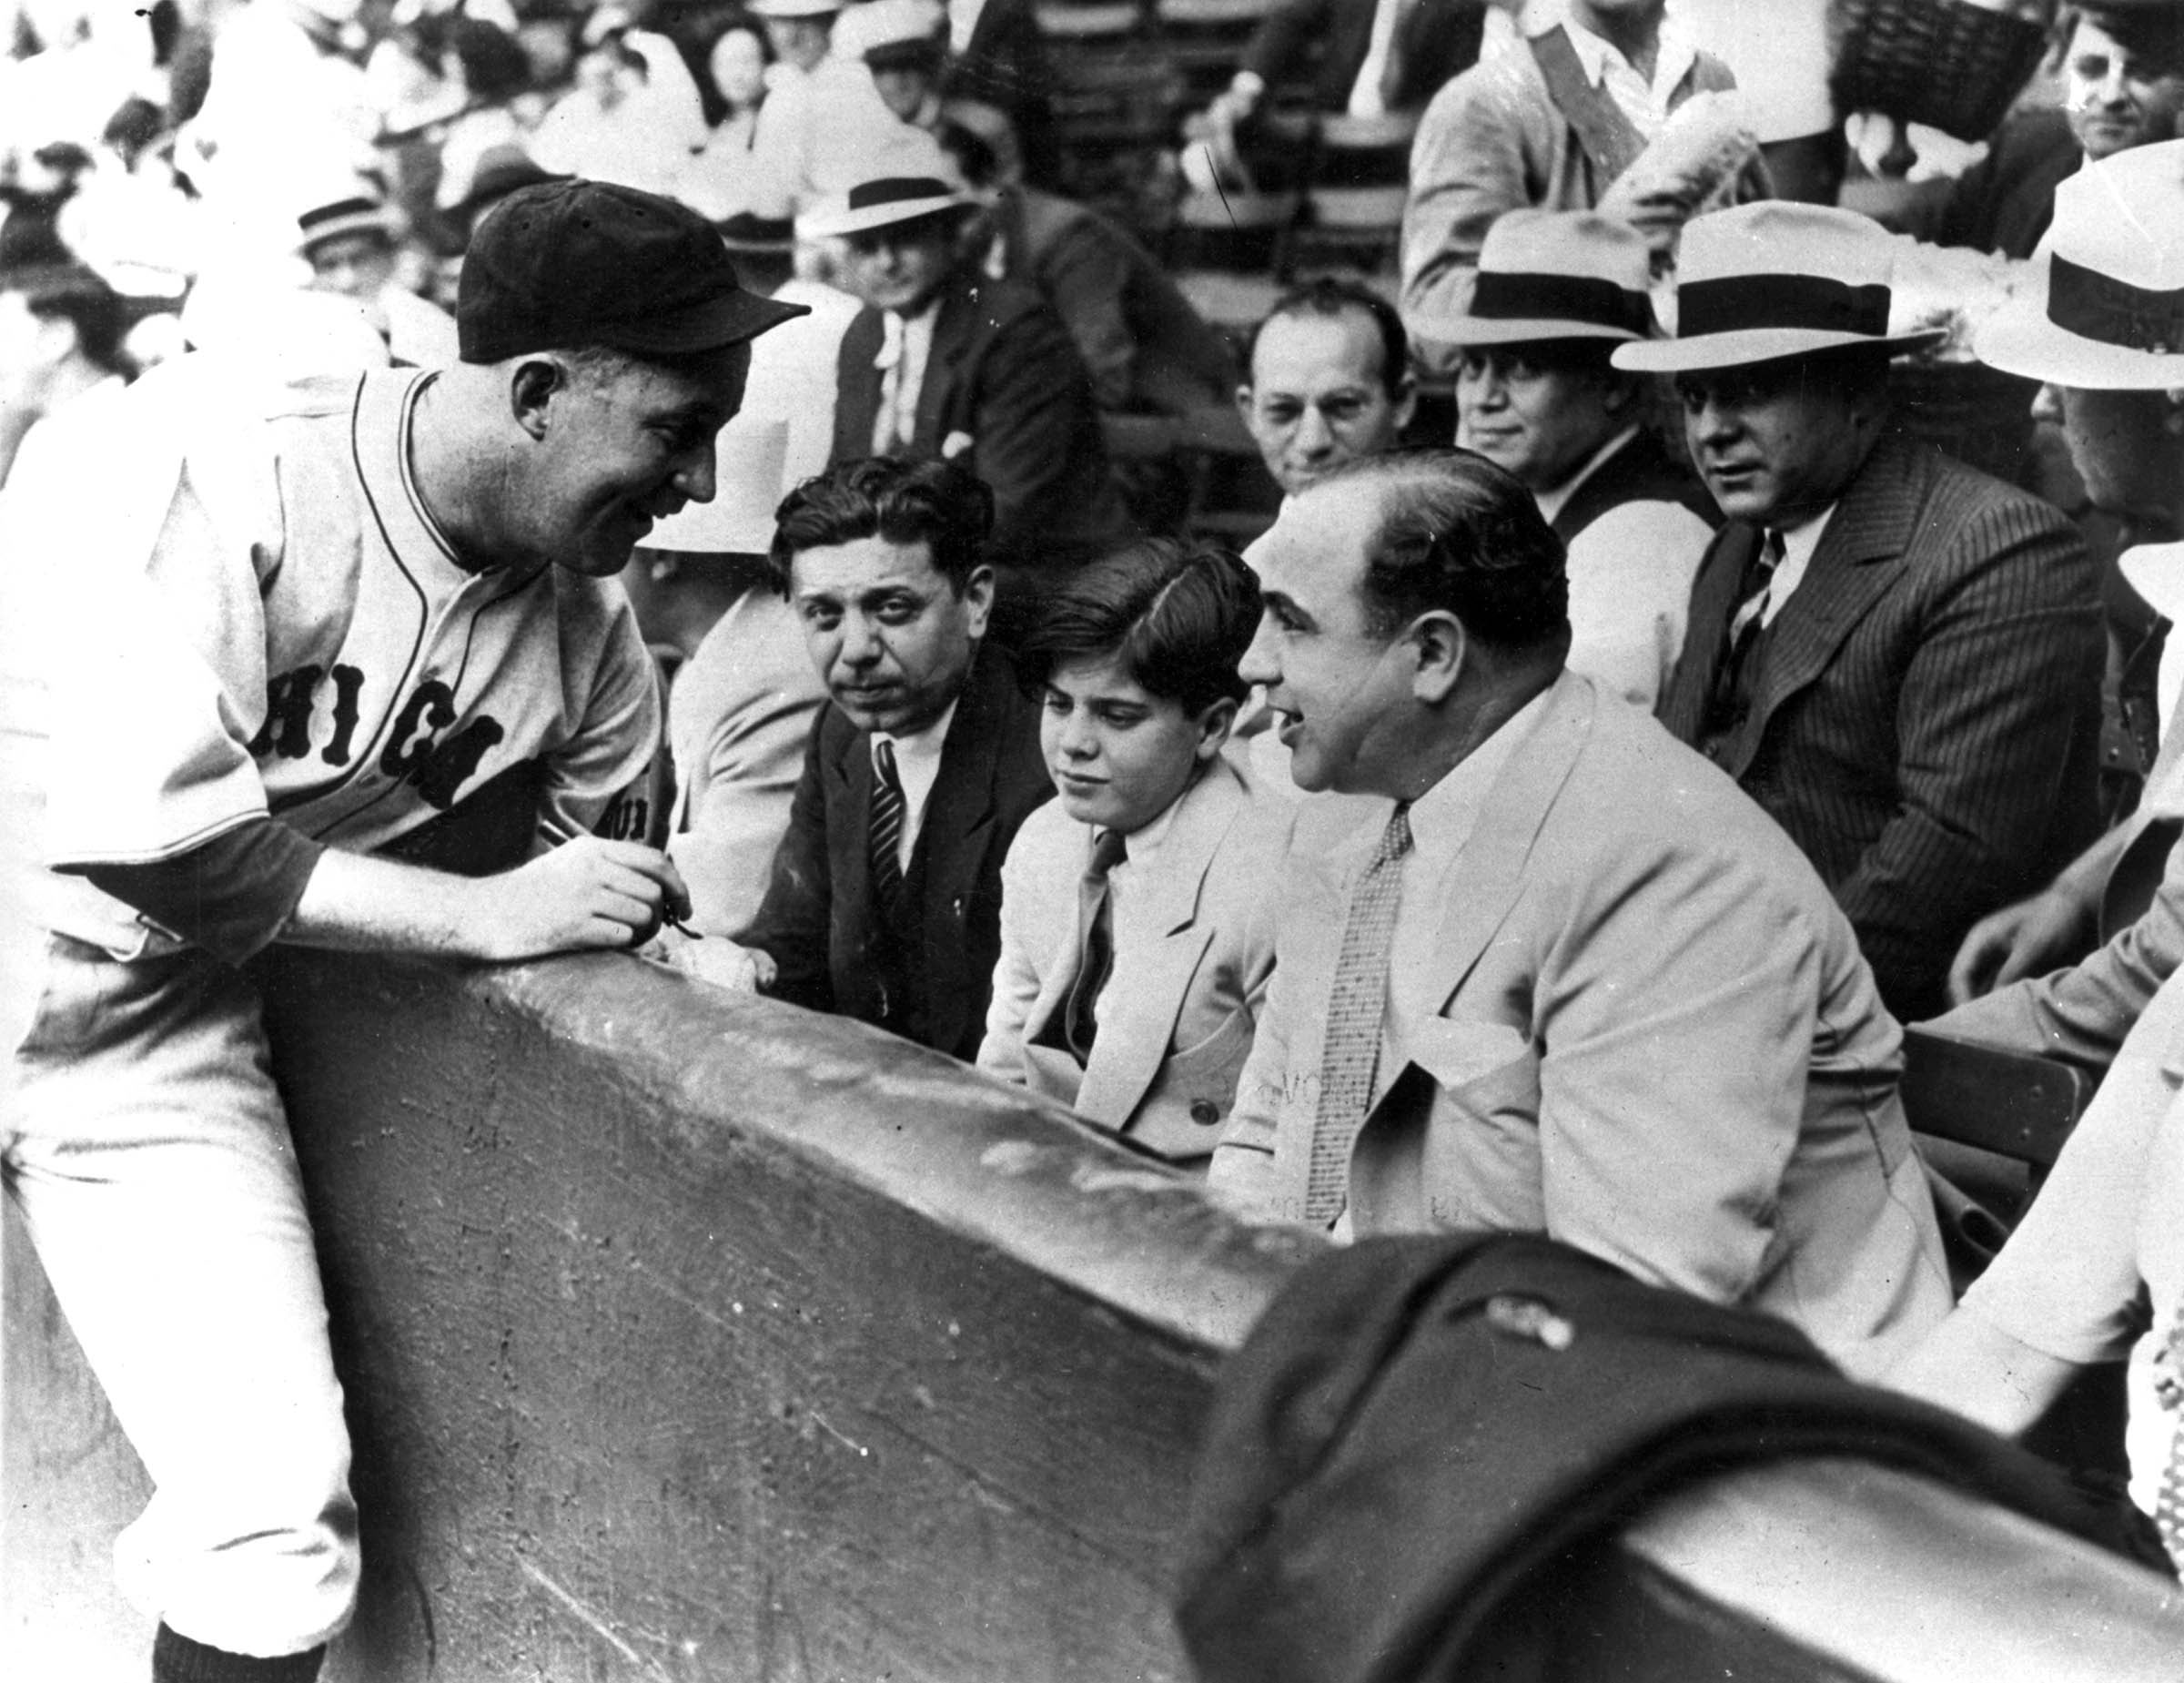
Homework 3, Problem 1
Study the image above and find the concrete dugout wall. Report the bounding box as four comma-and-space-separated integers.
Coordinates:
6, 949, 2181, 1680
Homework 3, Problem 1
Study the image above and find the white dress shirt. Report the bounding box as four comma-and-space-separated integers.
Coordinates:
1077, 786, 1188, 1036
872, 699, 958, 873
872, 303, 940, 454
1535, 3, 1699, 138
1757, 502, 1838, 630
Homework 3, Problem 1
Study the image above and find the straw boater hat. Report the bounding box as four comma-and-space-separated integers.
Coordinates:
797, 138, 972, 240
297, 187, 397, 258
1429, 210, 1655, 346
1975, 138, 2184, 390
840, 0, 946, 66
747, 0, 841, 17
1613, 202, 1944, 374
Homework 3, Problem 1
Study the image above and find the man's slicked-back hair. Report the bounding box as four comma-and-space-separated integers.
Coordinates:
1017, 538, 1260, 716
1246, 276, 1410, 397
769, 455, 996, 594
1321, 448, 1570, 652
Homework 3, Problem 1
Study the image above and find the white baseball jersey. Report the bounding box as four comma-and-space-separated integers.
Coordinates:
10, 359, 661, 959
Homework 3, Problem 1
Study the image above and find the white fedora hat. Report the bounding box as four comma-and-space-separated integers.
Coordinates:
641, 418, 790, 554
1974, 139, 2184, 390
1423, 209, 1655, 346
1614, 202, 1942, 374
798, 134, 972, 239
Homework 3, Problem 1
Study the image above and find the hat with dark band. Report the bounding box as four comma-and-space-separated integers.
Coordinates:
298, 193, 396, 256
1974, 138, 2184, 389
1613, 201, 1943, 374
797, 173, 971, 240
1428, 210, 1655, 346
459, 177, 808, 364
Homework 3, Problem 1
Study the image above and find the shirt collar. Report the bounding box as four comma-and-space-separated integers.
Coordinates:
1773, 501, 1837, 573
1402, 686, 1555, 874
873, 696, 958, 771
1533, 424, 1641, 525
1550, 6, 1698, 96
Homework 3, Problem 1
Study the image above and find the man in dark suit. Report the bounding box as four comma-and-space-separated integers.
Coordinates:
804, 157, 1136, 622
724, 456, 1053, 1060
1629, 202, 2106, 1023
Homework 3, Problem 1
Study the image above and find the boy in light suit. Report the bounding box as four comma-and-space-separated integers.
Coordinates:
978, 540, 1296, 1166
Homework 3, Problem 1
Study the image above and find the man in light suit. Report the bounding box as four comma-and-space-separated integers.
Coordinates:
1208, 448, 1951, 1381
1638, 202, 2107, 1025
723, 455, 1052, 1059
978, 541, 1296, 1164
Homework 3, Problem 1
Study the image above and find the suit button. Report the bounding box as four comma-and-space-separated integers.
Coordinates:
1189, 1099, 1220, 1127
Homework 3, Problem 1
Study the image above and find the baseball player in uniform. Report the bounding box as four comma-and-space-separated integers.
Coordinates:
0, 180, 804, 1682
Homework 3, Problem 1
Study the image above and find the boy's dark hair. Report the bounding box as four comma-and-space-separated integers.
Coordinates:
770, 455, 996, 594
1016, 538, 1260, 716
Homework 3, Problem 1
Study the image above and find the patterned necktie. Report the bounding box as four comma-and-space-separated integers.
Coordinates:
869, 737, 906, 916
2153, 1309, 2184, 1575
1065, 827, 1129, 1062
1303, 803, 1414, 1223
1706, 527, 1785, 735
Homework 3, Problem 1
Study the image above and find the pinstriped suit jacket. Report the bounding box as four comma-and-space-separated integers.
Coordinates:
1658, 434, 2105, 1023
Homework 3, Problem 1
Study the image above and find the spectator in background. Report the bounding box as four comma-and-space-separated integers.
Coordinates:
0, 227, 127, 490
622, 418, 831, 950
1936, 141, 2184, 1067
978, 540, 1295, 1167
939, 0, 1058, 188
672, 11, 774, 218
805, 147, 1134, 621
1238, 278, 1415, 501
744, 0, 917, 216
1637, 202, 2105, 1024
850, 0, 950, 130
1907, 5, 2184, 261
938, 102, 1236, 420
728, 456, 1053, 1061
1401, 0, 1767, 372
1208, 448, 1950, 1383
295, 179, 458, 366
1186, 0, 1491, 194
1435, 209, 1714, 707
530, 12, 708, 197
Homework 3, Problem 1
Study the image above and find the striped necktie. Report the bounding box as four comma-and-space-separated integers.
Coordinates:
1303, 803, 1414, 1224
1065, 827, 1129, 1062
2153, 1308, 2184, 1575
870, 737, 906, 915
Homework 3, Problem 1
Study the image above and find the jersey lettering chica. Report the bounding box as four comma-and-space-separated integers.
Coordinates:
16, 360, 662, 958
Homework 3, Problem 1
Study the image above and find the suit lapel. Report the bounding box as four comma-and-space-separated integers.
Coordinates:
834, 309, 885, 463
1747, 438, 1916, 732
1392, 673, 1594, 1035
914, 285, 976, 448
1661, 522, 1758, 742
828, 716, 878, 936
909, 647, 1006, 1048
1074, 764, 1247, 1123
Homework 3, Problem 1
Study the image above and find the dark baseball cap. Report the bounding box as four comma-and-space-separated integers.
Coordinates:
458, 177, 808, 364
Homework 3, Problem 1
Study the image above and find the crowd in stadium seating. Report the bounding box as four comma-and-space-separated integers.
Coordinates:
18, 0, 2184, 1674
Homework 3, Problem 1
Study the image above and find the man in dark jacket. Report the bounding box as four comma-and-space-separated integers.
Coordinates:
1633, 202, 2105, 1023
728, 456, 1052, 1060
805, 153, 1136, 621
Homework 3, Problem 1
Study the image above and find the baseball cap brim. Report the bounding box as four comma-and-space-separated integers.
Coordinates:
592, 287, 811, 357
1613, 325, 1946, 373
1973, 278, 2184, 390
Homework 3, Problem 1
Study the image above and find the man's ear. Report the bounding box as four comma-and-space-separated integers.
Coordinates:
1391, 371, 1420, 433
510, 356, 570, 441
961, 563, 996, 640
1409, 610, 1466, 703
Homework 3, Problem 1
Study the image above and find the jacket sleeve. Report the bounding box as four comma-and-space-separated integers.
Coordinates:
1207, 846, 1321, 1222
742, 709, 837, 1012
1035, 217, 1138, 412
971, 304, 1112, 565
1400, 62, 1542, 361
1925, 836, 2184, 1079
1533, 839, 1822, 1307
538, 603, 664, 850
976, 824, 1046, 1082
1834, 504, 2103, 1019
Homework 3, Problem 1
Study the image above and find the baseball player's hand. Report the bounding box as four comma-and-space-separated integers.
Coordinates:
480, 837, 693, 960
1945, 887, 2095, 1006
